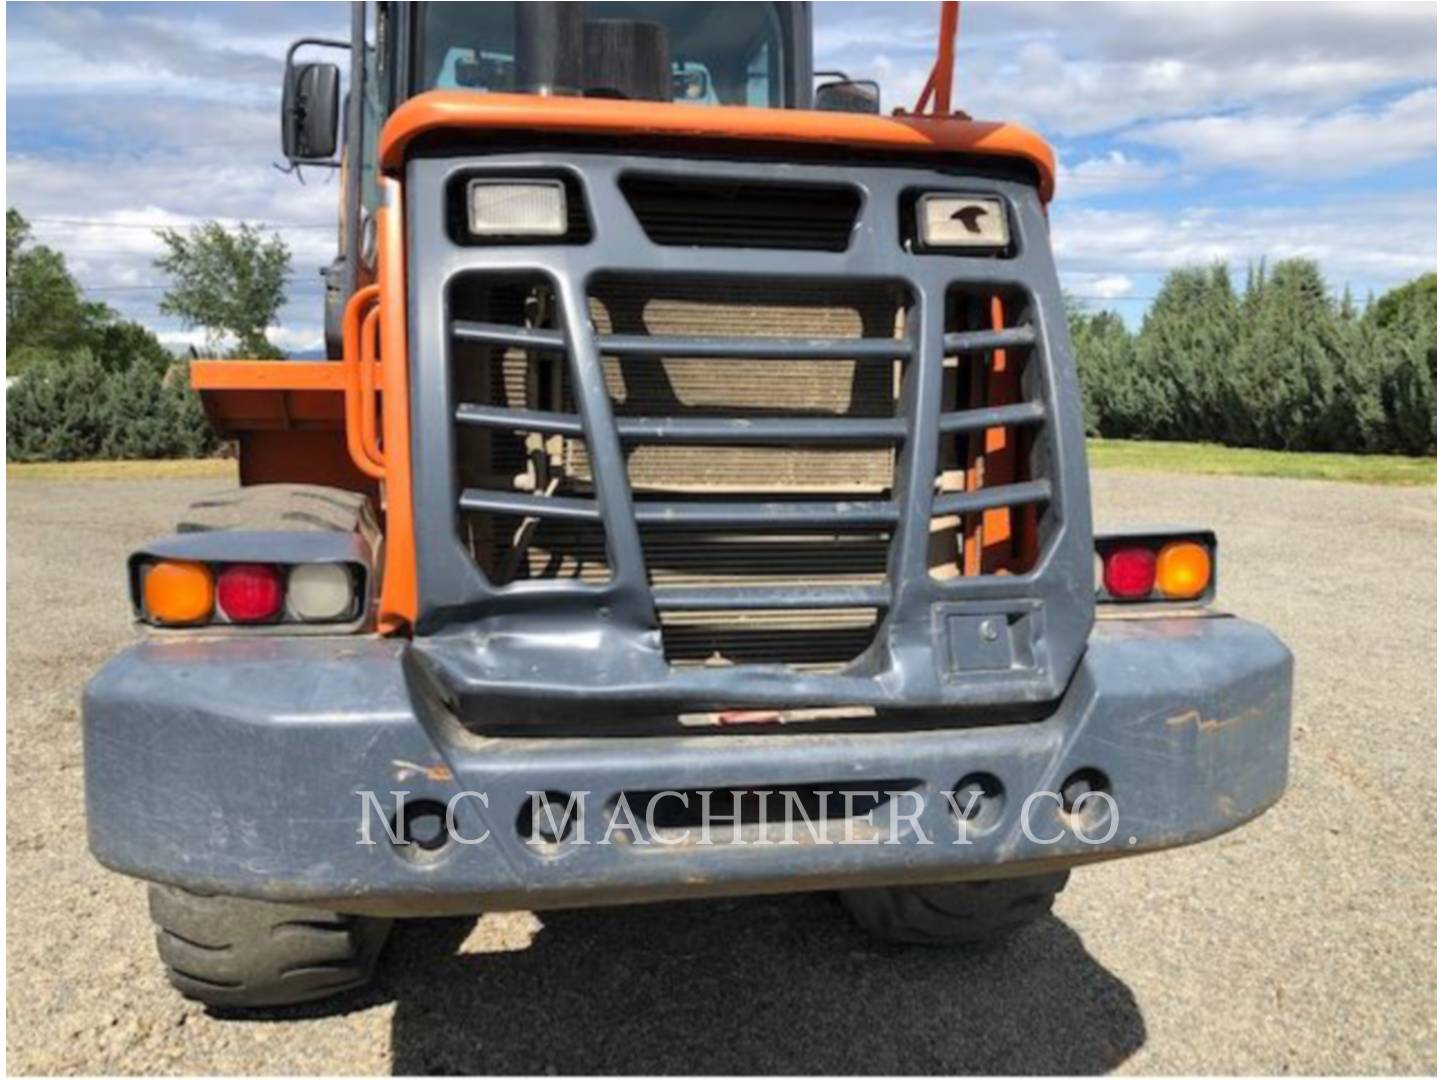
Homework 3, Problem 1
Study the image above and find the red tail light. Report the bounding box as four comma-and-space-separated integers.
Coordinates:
1103, 547, 1157, 600
216, 564, 285, 623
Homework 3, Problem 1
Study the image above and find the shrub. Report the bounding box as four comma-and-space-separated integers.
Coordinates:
7, 355, 217, 463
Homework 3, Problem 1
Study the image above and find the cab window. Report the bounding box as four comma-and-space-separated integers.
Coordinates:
414, 2, 789, 107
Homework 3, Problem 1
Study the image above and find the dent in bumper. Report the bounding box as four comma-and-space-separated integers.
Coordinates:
83, 616, 1292, 915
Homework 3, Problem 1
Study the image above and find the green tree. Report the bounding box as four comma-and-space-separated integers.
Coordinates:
1230, 259, 1360, 450
1134, 264, 1241, 442
92, 318, 176, 375
5, 208, 114, 374
1068, 304, 1141, 437
154, 221, 291, 358
1367, 273, 1437, 455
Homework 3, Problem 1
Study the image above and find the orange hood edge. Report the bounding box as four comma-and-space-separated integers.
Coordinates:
379, 91, 1056, 203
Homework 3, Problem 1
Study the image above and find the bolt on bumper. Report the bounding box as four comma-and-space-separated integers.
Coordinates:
83, 615, 1291, 916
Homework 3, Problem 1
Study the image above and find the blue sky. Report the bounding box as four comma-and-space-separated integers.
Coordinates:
6, 1, 1436, 353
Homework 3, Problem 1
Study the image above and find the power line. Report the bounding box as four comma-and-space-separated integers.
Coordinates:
26, 216, 334, 231
24, 245, 334, 258
9, 279, 324, 295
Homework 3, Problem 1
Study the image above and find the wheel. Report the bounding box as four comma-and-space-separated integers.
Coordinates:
177, 482, 379, 542
148, 485, 388, 1009
148, 885, 392, 1009
839, 871, 1069, 945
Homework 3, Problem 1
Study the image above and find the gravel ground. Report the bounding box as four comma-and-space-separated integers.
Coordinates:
6, 471, 1436, 1075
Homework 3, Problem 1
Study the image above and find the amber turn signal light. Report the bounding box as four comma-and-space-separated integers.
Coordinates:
142, 560, 215, 626
1156, 541, 1212, 600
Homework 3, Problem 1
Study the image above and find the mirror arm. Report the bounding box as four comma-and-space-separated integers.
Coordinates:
343, 1, 365, 307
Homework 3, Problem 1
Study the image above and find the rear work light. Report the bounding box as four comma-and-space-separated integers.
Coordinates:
216, 563, 285, 623
286, 563, 357, 622
1095, 532, 1216, 604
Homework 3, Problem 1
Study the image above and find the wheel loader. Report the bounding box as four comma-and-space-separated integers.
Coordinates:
82, 1, 1293, 1008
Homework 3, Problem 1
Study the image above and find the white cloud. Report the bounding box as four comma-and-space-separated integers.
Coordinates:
1057, 152, 1171, 199
1135, 87, 1437, 178
1051, 193, 1437, 287
155, 325, 324, 357
1064, 273, 1136, 301
817, 2, 1436, 136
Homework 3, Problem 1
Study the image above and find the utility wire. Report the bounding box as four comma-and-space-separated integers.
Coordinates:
25, 216, 334, 230
9, 279, 324, 295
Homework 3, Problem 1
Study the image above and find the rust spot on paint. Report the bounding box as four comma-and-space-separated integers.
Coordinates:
391, 759, 454, 782
1167, 707, 1263, 734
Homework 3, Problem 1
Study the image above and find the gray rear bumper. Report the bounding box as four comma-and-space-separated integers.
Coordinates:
83, 616, 1291, 916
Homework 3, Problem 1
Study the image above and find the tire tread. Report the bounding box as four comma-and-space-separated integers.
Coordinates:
841, 872, 1070, 945
147, 884, 391, 1009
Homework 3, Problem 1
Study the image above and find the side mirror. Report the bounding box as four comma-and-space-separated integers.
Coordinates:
815, 79, 881, 115
282, 61, 341, 161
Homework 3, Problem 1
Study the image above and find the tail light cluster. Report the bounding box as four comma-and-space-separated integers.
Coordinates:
1095, 532, 1215, 604
138, 559, 362, 628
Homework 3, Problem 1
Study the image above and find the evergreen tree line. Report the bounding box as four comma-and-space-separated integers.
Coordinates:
1070, 260, 1437, 456
6, 209, 291, 462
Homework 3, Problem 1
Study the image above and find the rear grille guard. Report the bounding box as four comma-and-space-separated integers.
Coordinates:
405, 154, 1094, 720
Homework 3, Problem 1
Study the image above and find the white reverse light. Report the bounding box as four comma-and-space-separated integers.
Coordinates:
468, 180, 568, 238
287, 563, 357, 622
918, 194, 1009, 250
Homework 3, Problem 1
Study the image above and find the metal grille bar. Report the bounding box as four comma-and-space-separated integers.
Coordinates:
932, 479, 1052, 518
939, 401, 1045, 434
633, 500, 900, 528
615, 416, 906, 444
453, 320, 565, 350
597, 334, 911, 360
942, 326, 1036, 353
652, 584, 891, 611
455, 403, 585, 437
459, 489, 601, 522
456, 409, 906, 443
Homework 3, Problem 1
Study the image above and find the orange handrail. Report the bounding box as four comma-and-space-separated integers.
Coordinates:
359, 306, 384, 469
341, 284, 384, 479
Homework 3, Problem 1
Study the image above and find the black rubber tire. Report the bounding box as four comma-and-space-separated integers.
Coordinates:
177, 483, 379, 542
148, 885, 392, 1010
839, 871, 1070, 945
